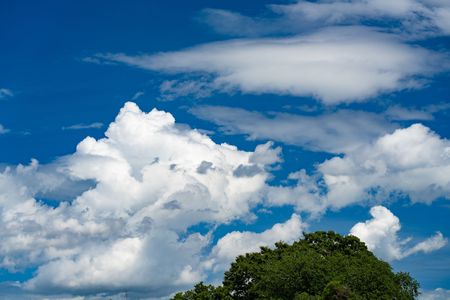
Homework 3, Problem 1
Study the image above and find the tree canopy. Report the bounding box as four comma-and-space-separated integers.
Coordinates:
172, 231, 419, 300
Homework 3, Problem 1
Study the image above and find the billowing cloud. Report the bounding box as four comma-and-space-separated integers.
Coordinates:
88, 26, 445, 104
191, 106, 395, 154
419, 288, 450, 300
207, 213, 307, 273
318, 123, 450, 207
0, 102, 283, 297
350, 206, 447, 261
264, 123, 450, 213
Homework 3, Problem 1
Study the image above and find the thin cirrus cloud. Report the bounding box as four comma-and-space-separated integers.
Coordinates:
87, 26, 446, 104
61, 122, 104, 130
200, 0, 450, 37
0, 88, 13, 99
190, 105, 396, 154
350, 206, 447, 262
0, 124, 10, 134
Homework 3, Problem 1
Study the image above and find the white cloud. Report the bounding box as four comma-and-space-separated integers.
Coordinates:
62, 122, 103, 130
350, 206, 447, 261
271, 0, 450, 36
200, 0, 450, 37
0, 124, 10, 134
420, 288, 450, 300
318, 123, 450, 208
262, 123, 450, 213
191, 106, 395, 154
207, 214, 307, 272
89, 26, 445, 104
0, 88, 13, 99
0, 102, 283, 297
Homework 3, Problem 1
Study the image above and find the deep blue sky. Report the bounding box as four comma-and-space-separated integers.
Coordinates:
1, 1, 450, 299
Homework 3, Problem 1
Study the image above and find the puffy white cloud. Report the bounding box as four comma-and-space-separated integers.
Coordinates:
419, 288, 450, 300
318, 123, 450, 208
191, 106, 395, 154
89, 26, 444, 104
207, 214, 307, 272
261, 123, 450, 213
350, 206, 447, 261
0, 102, 283, 297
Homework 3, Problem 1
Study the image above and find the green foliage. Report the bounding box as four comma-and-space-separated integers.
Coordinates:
172, 282, 232, 300
171, 231, 420, 300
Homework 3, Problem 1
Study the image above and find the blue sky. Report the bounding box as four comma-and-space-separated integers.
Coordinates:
1, 0, 450, 299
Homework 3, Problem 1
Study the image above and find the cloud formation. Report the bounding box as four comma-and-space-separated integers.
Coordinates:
264, 123, 450, 212
350, 206, 447, 261
191, 106, 396, 154
0, 124, 9, 134
0, 103, 448, 298
420, 288, 450, 300
200, 0, 450, 37
208, 214, 307, 273
0, 102, 283, 297
89, 26, 445, 104
0, 88, 13, 99
62, 122, 104, 130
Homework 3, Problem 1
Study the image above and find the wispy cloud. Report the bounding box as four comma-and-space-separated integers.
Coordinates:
0, 124, 10, 134
88, 26, 447, 104
191, 106, 396, 154
131, 91, 145, 100
62, 122, 103, 130
0, 88, 13, 99
200, 0, 450, 38
159, 79, 216, 101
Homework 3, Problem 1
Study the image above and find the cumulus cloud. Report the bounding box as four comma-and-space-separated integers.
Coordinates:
350, 206, 447, 261
191, 106, 395, 154
263, 123, 450, 213
420, 288, 450, 300
207, 214, 307, 273
88, 26, 445, 104
318, 123, 450, 208
0, 102, 283, 297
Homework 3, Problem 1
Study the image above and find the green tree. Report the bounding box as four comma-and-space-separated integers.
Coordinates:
172, 231, 420, 300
